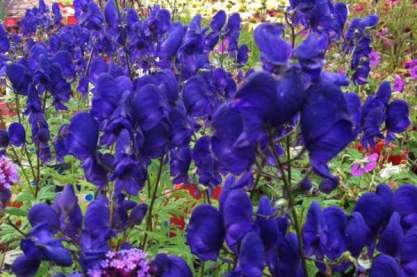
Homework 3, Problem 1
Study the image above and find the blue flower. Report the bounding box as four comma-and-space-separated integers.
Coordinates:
6, 63, 32, 95
151, 254, 193, 277
186, 204, 225, 261
170, 146, 191, 184
221, 189, 253, 251
301, 76, 355, 191
65, 112, 99, 161
12, 224, 72, 276
254, 23, 291, 70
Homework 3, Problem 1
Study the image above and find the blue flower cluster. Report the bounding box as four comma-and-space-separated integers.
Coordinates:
0, 0, 412, 276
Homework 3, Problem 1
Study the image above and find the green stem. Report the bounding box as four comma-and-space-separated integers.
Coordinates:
10, 148, 31, 187
250, 156, 266, 200
141, 155, 165, 249
23, 146, 37, 184
14, 94, 22, 123
200, 261, 205, 277
268, 130, 308, 276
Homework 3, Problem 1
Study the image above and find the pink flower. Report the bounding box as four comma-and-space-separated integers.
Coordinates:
386, 0, 400, 7
393, 75, 404, 92
351, 153, 379, 177
353, 3, 365, 12
369, 51, 381, 68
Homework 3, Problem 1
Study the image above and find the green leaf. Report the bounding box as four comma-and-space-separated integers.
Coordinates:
5, 207, 27, 217
14, 191, 34, 203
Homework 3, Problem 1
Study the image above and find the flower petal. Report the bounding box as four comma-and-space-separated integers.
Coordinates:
238, 231, 265, 277
186, 204, 225, 261
221, 189, 253, 251
369, 254, 403, 277
378, 212, 403, 257
8, 122, 26, 147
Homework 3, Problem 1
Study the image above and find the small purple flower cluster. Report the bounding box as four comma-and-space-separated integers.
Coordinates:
0, 155, 19, 207
405, 59, 417, 79
88, 249, 151, 277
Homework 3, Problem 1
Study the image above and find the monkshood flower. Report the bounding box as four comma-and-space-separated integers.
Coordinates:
351, 153, 379, 176
80, 195, 113, 271
12, 224, 72, 277
360, 81, 410, 148
344, 15, 379, 84
8, 122, 26, 147
6, 63, 33, 95
51, 185, 83, 239
187, 181, 304, 276
288, 0, 348, 38
150, 254, 193, 277
300, 184, 417, 275
303, 202, 348, 260
294, 32, 329, 80
0, 24, 10, 53
87, 248, 151, 277
301, 74, 355, 192
19, 0, 52, 36
254, 23, 291, 71
65, 112, 99, 161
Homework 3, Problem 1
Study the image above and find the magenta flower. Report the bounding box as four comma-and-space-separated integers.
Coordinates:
410, 66, 417, 79
87, 248, 151, 277
369, 51, 381, 68
393, 75, 404, 92
351, 153, 379, 177
0, 156, 19, 190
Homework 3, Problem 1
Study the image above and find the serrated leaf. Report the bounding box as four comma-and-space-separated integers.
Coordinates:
5, 207, 27, 217
14, 191, 34, 202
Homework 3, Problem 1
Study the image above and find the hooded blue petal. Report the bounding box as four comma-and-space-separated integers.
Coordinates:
152, 254, 193, 277
52, 185, 83, 238
386, 100, 410, 134
378, 212, 403, 257
322, 206, 347, 259
400, 227, 417, 275
255, 196, 279, 249
221, 189, 253, 251
238, 231, 265, 277
254, 23, 291, 68
28, 204, 60, 230
183, 76, 211, 117
12, 255, 41, 277
394, 185, 417, 218
355, 191, 392, 234
186, 204, 225, 261
66, 112, 99, 161
8, 122, 26, 147
6, 63, 32, 95
294, 32, 329, 80
212, 104, 256, 175
370, 254, 403, 277
346, 212, 371, 257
